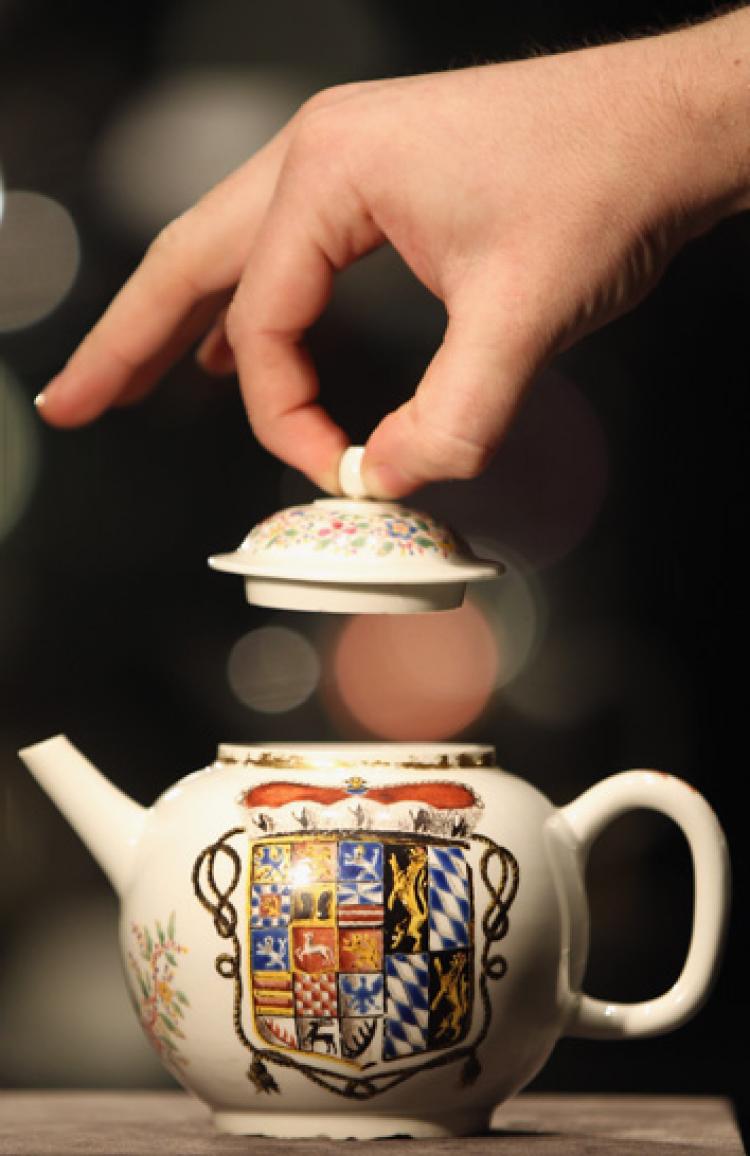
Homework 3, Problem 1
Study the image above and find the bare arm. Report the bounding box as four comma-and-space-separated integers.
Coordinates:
36, 8, 750, 496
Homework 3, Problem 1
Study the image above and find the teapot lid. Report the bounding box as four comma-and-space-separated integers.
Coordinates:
209, 447, 502, 613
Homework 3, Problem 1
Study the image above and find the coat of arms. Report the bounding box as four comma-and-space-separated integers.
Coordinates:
193, 777, 518, 1098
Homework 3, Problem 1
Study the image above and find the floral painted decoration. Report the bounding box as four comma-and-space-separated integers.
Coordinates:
244, 505, 457, 560
128, 913, 190, 1072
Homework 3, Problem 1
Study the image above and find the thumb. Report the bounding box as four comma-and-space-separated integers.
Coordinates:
361, 308, 545, 498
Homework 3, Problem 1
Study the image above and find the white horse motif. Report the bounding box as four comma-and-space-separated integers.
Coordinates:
294, 930, 334, 968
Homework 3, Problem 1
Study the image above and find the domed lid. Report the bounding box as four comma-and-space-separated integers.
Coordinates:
209, 447, 503, 613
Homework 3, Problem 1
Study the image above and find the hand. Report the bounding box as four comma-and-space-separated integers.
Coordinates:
36, 10, 750, 497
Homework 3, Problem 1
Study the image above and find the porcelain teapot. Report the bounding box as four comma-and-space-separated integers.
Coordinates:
18, 735, 729, 1139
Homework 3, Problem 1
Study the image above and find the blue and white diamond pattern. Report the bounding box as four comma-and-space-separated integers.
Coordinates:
427, 846, 470, 950
383, 953, 429, 1058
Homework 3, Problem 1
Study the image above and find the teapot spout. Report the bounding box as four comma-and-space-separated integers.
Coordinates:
18, 735, 146, 897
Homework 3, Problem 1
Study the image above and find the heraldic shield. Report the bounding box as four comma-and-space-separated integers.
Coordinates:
249, 833, 473, 1066
193, 776, 519, 1098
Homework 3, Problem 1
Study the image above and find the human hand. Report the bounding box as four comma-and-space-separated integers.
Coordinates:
36, 10, 750, 497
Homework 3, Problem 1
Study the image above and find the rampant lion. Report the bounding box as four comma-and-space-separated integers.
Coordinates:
430, 951, 470, 1042
387, 847, 428, 951
340, 931, 381, 972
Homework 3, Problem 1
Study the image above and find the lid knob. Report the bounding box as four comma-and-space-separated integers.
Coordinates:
338, 445, 369, 500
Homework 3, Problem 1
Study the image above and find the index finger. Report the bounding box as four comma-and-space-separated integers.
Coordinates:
226, 145, 383, 492
36, 134, 289, 427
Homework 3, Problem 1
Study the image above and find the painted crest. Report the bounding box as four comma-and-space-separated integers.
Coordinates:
247, 831, 473, 1067
193, 777, 518, 1098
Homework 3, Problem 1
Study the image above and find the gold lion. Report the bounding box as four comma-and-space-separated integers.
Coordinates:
430, 951, 470, 1042
387, 847, 428, 952
340, 931, 381, 971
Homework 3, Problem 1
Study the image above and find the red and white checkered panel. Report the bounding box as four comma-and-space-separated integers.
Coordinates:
294, 971, 338, 1018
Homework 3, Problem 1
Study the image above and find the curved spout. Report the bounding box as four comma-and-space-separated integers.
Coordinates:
18, 735, 146, 897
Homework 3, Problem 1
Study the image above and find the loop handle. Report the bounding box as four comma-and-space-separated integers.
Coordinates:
561, 770, 730, 1039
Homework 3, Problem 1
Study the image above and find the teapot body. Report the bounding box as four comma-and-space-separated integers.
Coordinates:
120, 743, 587, 1137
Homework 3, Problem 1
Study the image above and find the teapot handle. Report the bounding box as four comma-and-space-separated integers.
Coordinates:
559, 770, 730, 1039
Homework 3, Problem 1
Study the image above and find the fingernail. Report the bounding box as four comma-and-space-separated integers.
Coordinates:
35, 373, 64, 410
361, 461, 410, 500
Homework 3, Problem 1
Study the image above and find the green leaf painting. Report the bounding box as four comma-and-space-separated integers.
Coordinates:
128, 913, 189, 1073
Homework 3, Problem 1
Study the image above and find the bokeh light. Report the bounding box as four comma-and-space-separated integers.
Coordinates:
228, 624, 320, 714
326, 600, 498, 739
0, 361, 40, 543
502, 623, 691, 768
0, 190, 80, 332
469, 545, 544, 689
503, 623, 624, 729
94, 70, 306, 239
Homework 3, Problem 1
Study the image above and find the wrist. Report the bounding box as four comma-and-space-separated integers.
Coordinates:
656, 8, 750, 227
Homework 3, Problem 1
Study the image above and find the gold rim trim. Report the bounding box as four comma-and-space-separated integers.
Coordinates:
216, 749, 496, 771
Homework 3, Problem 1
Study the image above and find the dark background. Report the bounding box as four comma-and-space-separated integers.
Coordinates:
0, 0, 747, 1129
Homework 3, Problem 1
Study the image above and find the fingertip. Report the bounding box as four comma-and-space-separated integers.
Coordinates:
33, 376, 74, 426
32, 370, 110, 428
360, 456, 414, 500
247, 399, 349, 497
362, 407, 424, 499
304, 427, 351, 496
318, 455, 346, 497
282, 440, 347, 497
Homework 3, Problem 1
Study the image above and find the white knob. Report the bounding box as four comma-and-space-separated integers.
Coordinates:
338, 445, 369, 499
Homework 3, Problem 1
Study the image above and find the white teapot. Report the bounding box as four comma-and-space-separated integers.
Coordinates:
19, 736, 729, 1139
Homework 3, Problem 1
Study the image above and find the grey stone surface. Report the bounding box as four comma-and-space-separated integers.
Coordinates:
0, 1092, 743, 1155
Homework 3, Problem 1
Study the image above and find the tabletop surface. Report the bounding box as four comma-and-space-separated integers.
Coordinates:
0, 1092, 744, 1155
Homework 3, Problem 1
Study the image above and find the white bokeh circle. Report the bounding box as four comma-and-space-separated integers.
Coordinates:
0, 191, 80, 332
0, 362, 40, 542
227, 625, 321, 714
